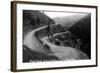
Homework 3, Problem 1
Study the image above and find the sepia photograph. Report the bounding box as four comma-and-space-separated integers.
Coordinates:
11, 1, 97, 72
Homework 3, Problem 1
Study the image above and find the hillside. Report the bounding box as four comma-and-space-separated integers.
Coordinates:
68, 14, 91, 58
23, 10, 55, 38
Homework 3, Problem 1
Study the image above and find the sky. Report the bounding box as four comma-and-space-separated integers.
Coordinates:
41, 11, 77, 18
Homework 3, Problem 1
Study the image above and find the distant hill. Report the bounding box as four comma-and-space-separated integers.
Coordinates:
53, 13, 88, 28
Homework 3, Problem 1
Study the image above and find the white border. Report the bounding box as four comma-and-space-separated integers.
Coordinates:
17, 3, 96, 69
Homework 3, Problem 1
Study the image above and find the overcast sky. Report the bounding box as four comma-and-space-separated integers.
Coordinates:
43, 11, 77, 18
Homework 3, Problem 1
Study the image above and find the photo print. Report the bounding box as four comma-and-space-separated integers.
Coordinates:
23, 10, 91, 63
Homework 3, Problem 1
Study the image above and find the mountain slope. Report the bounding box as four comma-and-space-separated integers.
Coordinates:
23, 10, 55, 38
69, 14, 91, 58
